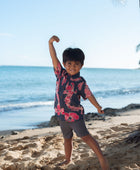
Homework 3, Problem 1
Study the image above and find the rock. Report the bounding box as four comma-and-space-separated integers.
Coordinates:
104, 103, 140, 116
48, 115, 59, 127
0, 136, 5, 139
37, 121, 49, 128
11, 131, 19, 135
84, 113, 105, 121
104, 108, 119, 116
122, 103, 140, 111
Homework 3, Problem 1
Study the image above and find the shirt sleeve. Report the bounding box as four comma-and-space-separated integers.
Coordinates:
79, 79, 92, 100
54, 62, 63, 79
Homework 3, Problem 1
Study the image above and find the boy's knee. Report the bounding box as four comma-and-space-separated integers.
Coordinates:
64, 138, 72, 143
81, 134, 91, 142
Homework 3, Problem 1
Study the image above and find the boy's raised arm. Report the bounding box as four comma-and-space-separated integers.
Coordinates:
48, 35, 60, 70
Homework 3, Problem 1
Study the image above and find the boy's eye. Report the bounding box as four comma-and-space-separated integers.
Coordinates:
75, 62, 80, 66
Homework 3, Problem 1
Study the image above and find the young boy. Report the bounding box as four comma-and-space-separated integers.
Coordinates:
48, 35, 109, 170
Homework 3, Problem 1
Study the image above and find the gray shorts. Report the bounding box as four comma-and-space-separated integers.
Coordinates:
58, 119, 89, 139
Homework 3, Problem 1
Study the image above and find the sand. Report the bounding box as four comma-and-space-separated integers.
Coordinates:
0, 109, 140, 170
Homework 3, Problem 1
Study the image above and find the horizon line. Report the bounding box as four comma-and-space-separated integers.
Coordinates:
0, 64, 139, 70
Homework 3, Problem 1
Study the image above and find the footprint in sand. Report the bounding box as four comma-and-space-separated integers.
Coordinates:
110, 125, 129, 132
31, 149, 42, 157
80, 152, 90, 158
4, 151, 21, 161
0, 143, 9, 150
120, 123, 128, 126
9, 142, 37, 151
97, 129, 113, 135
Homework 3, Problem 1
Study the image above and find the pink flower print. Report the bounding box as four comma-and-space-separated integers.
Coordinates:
55, 104, 61, 115
57, 104, 60, 110
55, 105, 65, 116
56, 81, 60, 93
61, 76, 67, 86
66, 85, 72, 91
70, 77, 81, 82
64, 97, 70, 104
65, 112, 79, 122
65, 83, 74, 91
78, 82, 84, 91
54, 63, 61, 76
85, 85, 92, 98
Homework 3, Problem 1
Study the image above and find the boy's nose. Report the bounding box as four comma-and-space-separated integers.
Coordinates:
71, 64, 76, 68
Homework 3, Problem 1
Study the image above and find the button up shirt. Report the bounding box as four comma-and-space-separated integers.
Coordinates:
54, 63, 92, 122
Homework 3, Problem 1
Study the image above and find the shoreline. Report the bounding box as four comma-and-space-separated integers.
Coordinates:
0, 103, 140, 137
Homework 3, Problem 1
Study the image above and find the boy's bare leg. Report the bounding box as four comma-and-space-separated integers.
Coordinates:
81, 134, 109, 170
64, 138, 72, 164
58, 138, 72, 166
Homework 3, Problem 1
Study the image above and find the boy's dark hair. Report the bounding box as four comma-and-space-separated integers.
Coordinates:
63, 48, 85, 65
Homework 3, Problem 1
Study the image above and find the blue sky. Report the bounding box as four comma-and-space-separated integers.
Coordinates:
0, 0, 140, 68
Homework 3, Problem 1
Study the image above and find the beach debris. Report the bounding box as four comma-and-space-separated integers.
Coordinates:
0, 136, 5, 139
11, 131, 19, 135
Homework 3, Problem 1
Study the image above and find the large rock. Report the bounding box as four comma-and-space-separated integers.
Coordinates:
37, 121, 49, 128
104, 108, 119, 116
122, 103, 140, 111
84, 113, 105, 121
48, 115, 59, 127
104, 103, 140, 116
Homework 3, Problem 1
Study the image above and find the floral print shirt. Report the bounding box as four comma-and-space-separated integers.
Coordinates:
54, 63, 92, 122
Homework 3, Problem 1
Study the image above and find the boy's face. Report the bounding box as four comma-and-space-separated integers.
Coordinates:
63, 61, 83, 76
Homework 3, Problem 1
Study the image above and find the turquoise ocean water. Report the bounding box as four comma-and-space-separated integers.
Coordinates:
0, 66, 140, 130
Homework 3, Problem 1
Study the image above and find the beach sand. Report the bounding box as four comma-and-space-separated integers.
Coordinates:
0, 109, 140, 170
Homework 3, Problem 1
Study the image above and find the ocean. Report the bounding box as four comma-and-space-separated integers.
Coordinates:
0, 66, 140, 130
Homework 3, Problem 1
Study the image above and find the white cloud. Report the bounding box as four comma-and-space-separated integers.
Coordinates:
0, 33, 15, 37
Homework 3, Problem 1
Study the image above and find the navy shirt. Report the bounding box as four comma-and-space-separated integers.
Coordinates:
54, 63, 92, 122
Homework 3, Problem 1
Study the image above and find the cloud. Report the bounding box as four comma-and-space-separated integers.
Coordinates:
0, 33, 15, 37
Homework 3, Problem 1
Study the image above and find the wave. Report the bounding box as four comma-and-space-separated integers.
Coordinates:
94, 87, 140, 98
0, 101, 54, 113
0, 87, 140, 113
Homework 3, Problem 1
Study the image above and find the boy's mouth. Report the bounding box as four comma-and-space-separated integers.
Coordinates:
70, 69, 75, 72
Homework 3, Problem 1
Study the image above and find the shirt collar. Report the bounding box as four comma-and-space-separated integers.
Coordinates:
67, 72, 80, 79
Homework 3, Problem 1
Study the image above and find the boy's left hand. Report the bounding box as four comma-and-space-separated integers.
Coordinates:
97, 107, 104, 114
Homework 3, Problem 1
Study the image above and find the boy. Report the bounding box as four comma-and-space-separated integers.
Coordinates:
48, 35, 109, 170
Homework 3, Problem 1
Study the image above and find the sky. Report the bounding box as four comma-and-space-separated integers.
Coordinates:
0, 0, 140, 69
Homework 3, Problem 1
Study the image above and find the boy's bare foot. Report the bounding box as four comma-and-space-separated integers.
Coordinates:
56, 160, 70, 166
